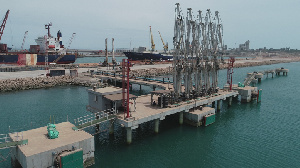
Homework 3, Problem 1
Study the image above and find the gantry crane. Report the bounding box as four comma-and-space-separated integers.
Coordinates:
149, 26, 155, 51
158, 31, 168, 53
0, 10, 10, 42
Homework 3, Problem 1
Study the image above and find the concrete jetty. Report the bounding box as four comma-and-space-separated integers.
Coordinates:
86, 85, 238, 144
243, 67, 289, 86
275, 68, 289, 76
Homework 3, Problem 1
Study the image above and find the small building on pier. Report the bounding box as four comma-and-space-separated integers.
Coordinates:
86, 86, 137, 114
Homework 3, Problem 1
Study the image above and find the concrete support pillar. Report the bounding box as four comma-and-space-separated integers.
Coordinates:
151, 94, 153, 105
217, 100, 221, 111
134, 99, 136, 112
228, 96, 232, 106
96, 115, 100, 131
126, 127, 132, 144
109, 120, 114, 135
154, 119, 159, 133
258, 78, 261, 82
212, 101, 215, 108
179, 112, 183, 125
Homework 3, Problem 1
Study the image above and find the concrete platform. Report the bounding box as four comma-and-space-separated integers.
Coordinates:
116, 90, 237, 129
184, 107, 215, 127
184, 107, 215, 126
236, 86, 257, 102
9, 122, 94, 168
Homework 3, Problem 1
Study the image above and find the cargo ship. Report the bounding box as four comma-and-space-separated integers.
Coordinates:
123, 51, 172, 61
124, 27, 173, 61
0, 23, 76, 65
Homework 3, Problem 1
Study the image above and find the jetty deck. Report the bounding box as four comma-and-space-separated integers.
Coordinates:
97, 74, 173, 90
117, 90, 238, 128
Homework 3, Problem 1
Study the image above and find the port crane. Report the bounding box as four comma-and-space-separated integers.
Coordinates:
53, 32, 76, 63
0, 10, 10, 42
150, 26, 155, 51
21, 31, 28, 50
66, 33, 76, 49
102, 38, 109, 67
158, 31, 168, 53
112, 38, 116, 66
0, 10, 9, 49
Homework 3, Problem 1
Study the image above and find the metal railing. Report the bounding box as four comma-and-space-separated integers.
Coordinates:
0, 133, 28, 149
73, 108, 117, 130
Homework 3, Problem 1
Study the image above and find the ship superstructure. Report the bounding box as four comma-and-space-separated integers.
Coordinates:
31, 22, 66, 55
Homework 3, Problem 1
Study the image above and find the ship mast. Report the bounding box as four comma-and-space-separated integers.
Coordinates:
45, 22, 52, 37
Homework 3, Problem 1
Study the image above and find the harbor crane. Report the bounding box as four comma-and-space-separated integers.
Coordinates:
53, 33, 76, 63
112, 38, 117, 66
150, 26, 155, 52
67, 33, 76, 49
158, 31, 168, 53
0, 10, 10, 42
21, 31, 28, 50
102, 38, 109, 67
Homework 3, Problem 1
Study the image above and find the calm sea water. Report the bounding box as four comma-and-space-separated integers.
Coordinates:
0, 61, 299, 167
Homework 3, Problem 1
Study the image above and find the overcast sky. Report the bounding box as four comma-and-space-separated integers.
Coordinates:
1, 0, 300, 50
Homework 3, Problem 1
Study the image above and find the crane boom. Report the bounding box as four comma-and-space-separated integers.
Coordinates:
158, 31, 165, 46
158, 31, 168, 53
67, 33, 76, 49
0, 10, 10, 42
150, 26, 155, 51
21, 31, 28, 50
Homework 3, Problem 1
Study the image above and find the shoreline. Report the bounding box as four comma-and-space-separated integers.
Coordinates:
0, 56, 299, 92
